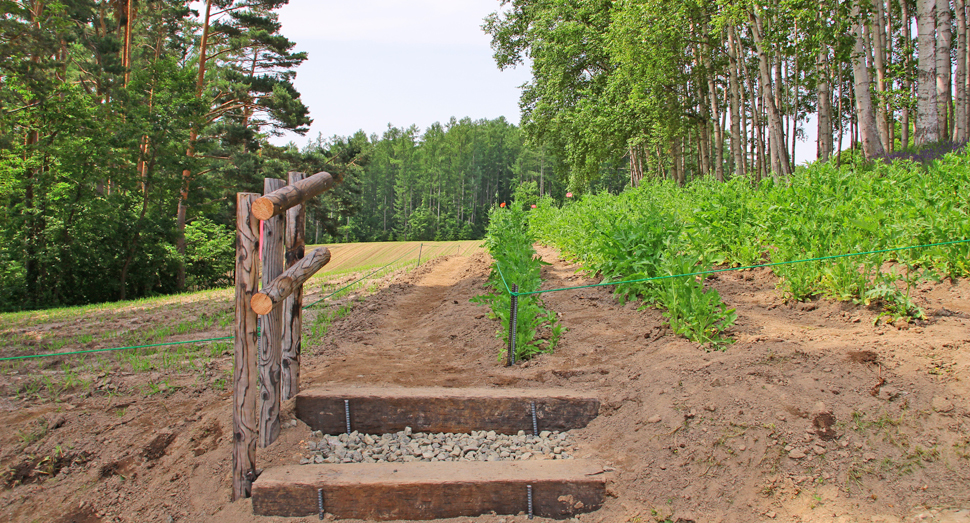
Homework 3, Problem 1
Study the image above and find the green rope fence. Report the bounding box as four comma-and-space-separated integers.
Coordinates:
0, 336, 235, 362
0, 242, 470, 363
5, 239, 960, 364
495, 238, 970, 297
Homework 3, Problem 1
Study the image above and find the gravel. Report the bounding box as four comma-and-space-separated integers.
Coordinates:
299, 427, 575, 464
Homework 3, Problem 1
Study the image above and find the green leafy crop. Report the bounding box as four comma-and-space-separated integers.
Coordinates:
473, 191, 563, 362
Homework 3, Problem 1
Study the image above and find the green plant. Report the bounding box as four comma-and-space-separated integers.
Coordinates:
17, 419, 49, 447
472, 198, 562, 361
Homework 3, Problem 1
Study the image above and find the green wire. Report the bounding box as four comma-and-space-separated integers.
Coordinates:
301, 244, 422, 309
1, 242, 474, 364
7, 239, 961, 362
494, 261, 514, 296
509, 238, 970, 297
0, 336, 233, 362
1, 243, 457, 363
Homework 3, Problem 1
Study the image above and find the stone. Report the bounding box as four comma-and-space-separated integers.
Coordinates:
647, 415, 662, 423
788, 449, 807, 459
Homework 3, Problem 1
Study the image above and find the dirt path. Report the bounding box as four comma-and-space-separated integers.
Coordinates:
1, 249, 969, 523
301, 254, 503, 388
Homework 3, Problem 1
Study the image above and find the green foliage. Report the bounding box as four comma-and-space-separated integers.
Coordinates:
530, 150, 970, 338
183, 218, 234, 290
530, 189, 736, 348
473, 203, 562, 361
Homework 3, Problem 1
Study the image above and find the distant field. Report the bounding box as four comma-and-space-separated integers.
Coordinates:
1, 240, 483, 328
309, 240, 484, 277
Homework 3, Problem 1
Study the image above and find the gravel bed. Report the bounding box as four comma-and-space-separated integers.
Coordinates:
299, 427, 575, 464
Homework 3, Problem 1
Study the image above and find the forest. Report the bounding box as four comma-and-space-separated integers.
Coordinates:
2, 0, 968, 311
0, 1, 575, 311
484, 0, 970, 186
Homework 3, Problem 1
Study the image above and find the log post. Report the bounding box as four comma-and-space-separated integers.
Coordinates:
252, 170, 342, 221
251, 247, 331, 315
233, 193, 260, 500
282, 171, 305, 401
259, 178, 285, 448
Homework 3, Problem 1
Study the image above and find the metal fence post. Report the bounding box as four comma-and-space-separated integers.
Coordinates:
507, 284, 519, 366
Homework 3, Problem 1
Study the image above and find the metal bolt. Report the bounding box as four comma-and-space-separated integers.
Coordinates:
318, 488, 324, 520
344, 399, 351, 434
527, 484, 534, 519
531, 401, 538, 436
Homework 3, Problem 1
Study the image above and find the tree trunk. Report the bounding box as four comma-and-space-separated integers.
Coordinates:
742, 59, 766, 180
818, 49, 834, 160
709, 78, 725, 181
176, 0, 212, 290
937, 0, 953, 139
258, 178, 286, 448
791, 56, 799, 165
903, 0, 914, 148
872, 0, 891, 151
917, 0, 941, 144
727, 26, 746, 176
282, 171, 306, 401
748, 10, 791, 178
956, 0, 968, 141
671, 135, 684, 186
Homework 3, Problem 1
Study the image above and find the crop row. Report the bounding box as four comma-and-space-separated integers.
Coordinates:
529, 150, 970, 343
473, 196, 563, 362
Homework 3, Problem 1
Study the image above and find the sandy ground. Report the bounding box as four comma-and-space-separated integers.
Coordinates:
1, 247, 969, 523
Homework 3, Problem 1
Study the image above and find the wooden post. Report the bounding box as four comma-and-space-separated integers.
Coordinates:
259, 178, 285, 448
252, 170, 341, 221
282, 171, 305, 401
251, 247, 331, 315
233, 193, 260, 501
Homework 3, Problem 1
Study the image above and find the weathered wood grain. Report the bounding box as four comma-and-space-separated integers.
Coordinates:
282, 171, 305, 401
252, 170, 341, 220
232, 192, 260, 500
250, 247, 330, 315
295, 387, 600, 435
251, 460, 606, 519
258, 178, 285, 448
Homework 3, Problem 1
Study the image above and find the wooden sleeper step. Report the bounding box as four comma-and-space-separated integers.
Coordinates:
295, 387, 600, 435
251, 459, 607, 520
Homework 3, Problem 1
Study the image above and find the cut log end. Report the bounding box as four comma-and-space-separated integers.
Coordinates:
251, 293, 274, 315
252, 197, 276, 221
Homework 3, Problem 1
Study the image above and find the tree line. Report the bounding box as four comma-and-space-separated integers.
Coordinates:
484, 0, 970, 187
0, 1, 574, 311
317, 117, 578, 245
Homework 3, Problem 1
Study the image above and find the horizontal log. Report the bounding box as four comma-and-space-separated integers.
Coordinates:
251, 247, 331, 315
251, 460, 606, 519
252, 170, 341, 221
295, 387, 600, 435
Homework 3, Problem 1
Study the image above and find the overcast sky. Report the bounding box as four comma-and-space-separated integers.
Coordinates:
270, 0, 532, 146
267, 1, 818, 163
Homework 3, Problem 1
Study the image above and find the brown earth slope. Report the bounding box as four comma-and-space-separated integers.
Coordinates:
0, 248, 968, 523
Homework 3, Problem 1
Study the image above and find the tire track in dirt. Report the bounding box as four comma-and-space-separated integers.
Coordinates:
305, 255, 500, 387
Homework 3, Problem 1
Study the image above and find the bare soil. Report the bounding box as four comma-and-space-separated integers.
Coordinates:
1, 247, 969, 523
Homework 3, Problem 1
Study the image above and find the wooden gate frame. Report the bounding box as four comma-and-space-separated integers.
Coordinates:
233, 170, 340, 500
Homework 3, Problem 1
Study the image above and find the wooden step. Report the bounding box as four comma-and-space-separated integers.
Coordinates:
295, 387, 600, 435
251, 459, 606, 520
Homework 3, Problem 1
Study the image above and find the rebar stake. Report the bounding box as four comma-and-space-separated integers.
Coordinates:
344, 399, 351, 434
527, 484, 534, 519
507, 284, 519, 367
531, 401, 538, 436
317, 488, 324, 519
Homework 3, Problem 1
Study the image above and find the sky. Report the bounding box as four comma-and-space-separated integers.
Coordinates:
267, 0, 819, 163
270, 0, 532, 147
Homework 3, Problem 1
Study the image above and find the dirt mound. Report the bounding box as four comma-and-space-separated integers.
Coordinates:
0, 249, 968, 523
